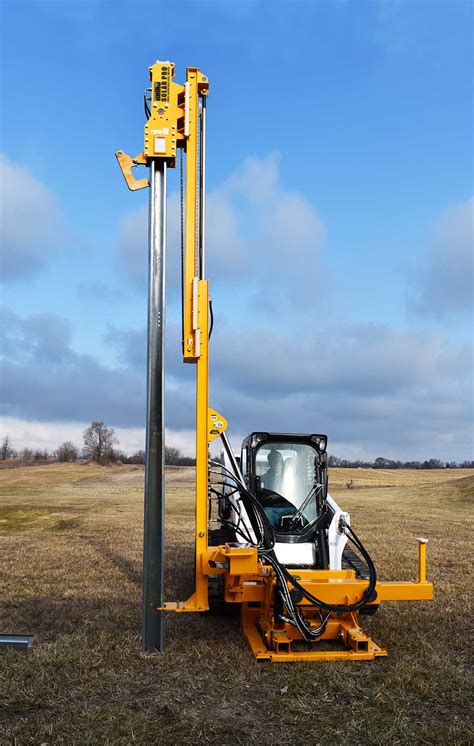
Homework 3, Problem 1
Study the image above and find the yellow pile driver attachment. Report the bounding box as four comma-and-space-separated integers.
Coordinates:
206, 539, 431, 661
117, 59, 433, 661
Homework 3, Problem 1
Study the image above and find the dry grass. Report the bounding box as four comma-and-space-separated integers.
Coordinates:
1, 464, 473, 744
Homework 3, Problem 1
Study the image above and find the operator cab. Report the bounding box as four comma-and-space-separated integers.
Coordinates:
240, 432, 330, 543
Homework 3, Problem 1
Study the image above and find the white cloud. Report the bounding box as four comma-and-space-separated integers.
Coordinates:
2, 152, 471, 462
209, 321, 466, 397
117, 191, 182, 292
226, 152, 280, 204
116, 153, 325, 310
223, 155, 326, 309
409, 197, 473, 318
116, 202, 148, 289
0, 417, 195, 457
204, 320, 473, 461
0, 154, 65, 281
102, 305, 473, 462
2, 303, 472, 461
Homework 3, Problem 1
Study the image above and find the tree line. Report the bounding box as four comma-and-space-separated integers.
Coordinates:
0, 422, 196, 467
327, 455, 474, 469
1, 426, 472, 469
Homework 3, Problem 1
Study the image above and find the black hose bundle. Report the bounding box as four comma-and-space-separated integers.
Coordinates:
209, 458, 377, 641
260, 523, 377, 615
209, 461, 275, 550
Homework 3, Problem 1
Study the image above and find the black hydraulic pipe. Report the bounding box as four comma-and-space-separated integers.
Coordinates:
317, 528, 329, 569
220, 431, 245, 483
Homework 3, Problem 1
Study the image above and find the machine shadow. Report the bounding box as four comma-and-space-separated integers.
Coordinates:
4, 594, 140, 644
86, 535, 142, 586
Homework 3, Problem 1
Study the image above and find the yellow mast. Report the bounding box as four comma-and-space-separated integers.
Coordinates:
116, 61, 212, 619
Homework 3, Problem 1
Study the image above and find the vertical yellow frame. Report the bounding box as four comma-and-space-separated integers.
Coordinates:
179, 68, 210, 611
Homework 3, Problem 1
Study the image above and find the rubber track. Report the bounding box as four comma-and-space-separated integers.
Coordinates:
342, 545, 370, 579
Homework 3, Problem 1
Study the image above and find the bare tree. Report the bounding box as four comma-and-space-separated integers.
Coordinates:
55, 441, 79, 462
1, 435, 13, 460
108, 449, 127, 463
127, 449, 145, 464
34, 449, 49, 461
164, 446, 196, 466
165, 446, 182, 465
82, 422, 118, 464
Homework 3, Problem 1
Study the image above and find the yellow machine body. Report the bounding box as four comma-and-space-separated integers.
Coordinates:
163, 538, 432, 661
117, 61, 433, 662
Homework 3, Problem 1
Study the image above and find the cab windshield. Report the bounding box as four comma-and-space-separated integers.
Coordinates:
255, 442, 321, 533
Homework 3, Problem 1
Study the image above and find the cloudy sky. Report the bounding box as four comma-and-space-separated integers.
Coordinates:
1, 0, 473, 461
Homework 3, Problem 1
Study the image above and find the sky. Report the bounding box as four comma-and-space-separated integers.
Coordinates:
0, 0, 473, 461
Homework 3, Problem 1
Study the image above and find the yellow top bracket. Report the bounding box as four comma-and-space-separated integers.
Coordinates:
143, 61, 185, 166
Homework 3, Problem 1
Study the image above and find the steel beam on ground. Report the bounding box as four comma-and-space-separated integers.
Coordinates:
0, 635, 33, 651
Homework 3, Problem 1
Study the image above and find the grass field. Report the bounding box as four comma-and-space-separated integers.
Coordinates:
2, 463, 473, 744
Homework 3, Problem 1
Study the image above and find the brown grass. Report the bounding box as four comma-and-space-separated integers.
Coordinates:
1, 464, 473, 744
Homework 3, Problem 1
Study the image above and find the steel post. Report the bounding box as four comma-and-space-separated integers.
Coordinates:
142, 159, 167, 651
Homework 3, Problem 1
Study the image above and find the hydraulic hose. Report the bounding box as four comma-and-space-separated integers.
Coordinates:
209, 456, 377, 628
260, 523, 377, 614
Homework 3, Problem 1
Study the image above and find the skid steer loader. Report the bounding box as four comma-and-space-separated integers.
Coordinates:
215, 433, 369, 581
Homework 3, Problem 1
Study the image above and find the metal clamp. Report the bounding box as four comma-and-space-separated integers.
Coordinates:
115, 150, 149, 191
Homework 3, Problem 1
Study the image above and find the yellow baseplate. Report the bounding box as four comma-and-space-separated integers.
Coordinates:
242, 606, 387, 662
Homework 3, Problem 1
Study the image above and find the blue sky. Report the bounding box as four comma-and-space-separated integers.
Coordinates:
1, 0, 473, 460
